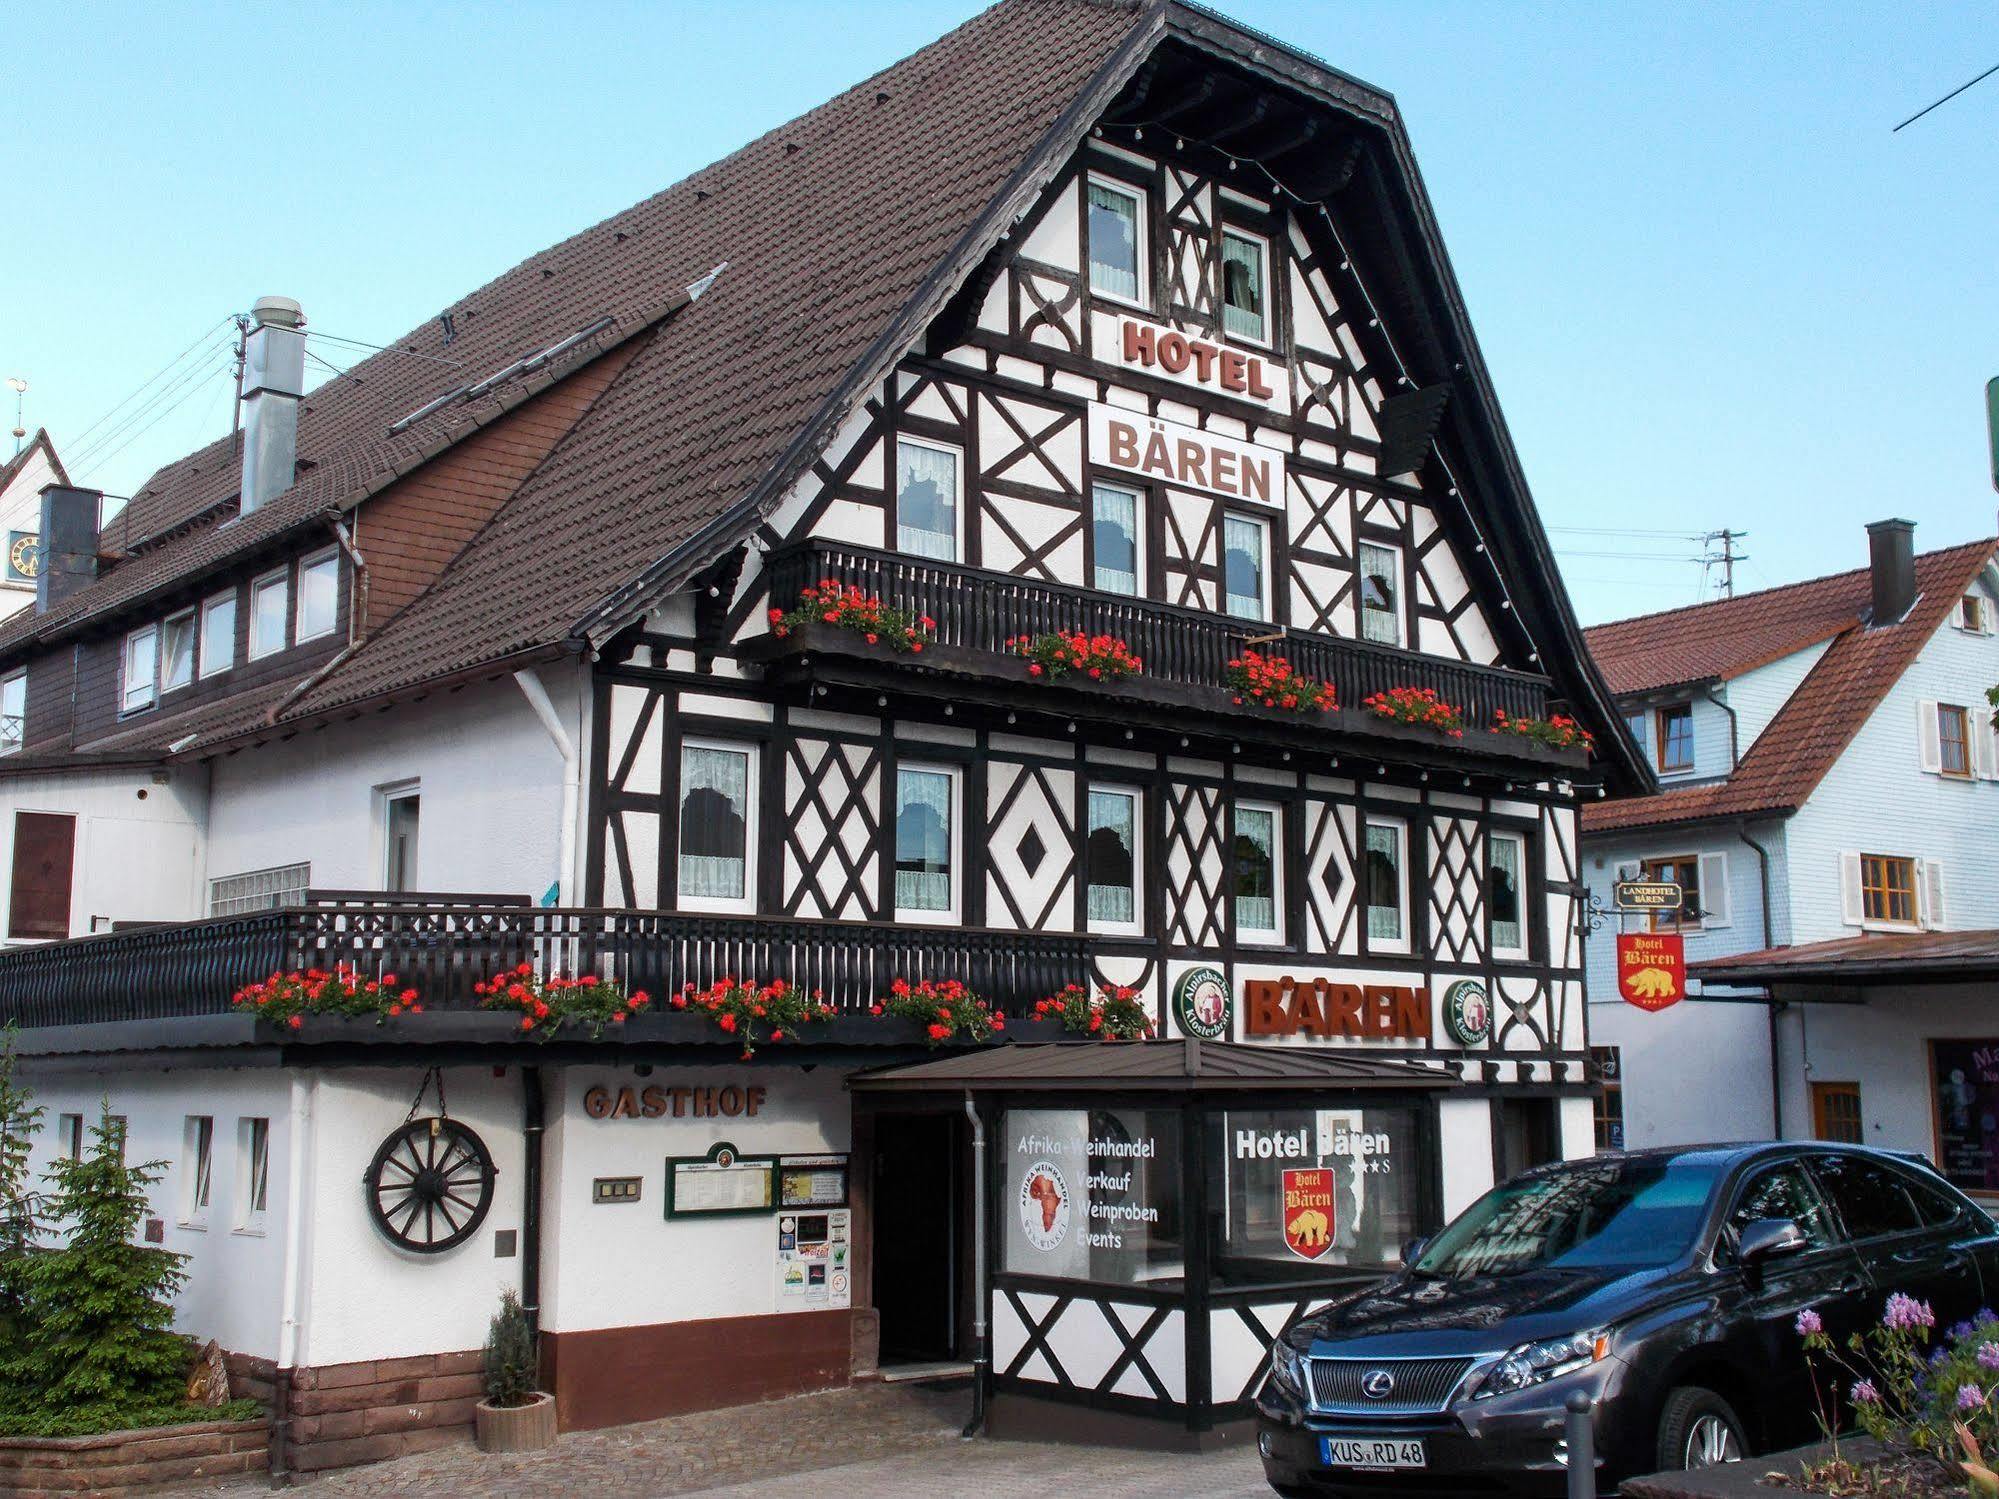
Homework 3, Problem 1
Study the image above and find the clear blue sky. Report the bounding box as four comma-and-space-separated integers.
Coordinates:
4, 2, 1994, 623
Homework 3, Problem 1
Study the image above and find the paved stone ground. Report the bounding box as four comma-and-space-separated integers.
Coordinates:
145, 1382, 1266, 1498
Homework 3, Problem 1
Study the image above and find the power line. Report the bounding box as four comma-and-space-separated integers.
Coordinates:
1894, 61, 1999, 132
67, 317, 234, 450
310, 329, 466, 370
1554, 548, 1708, 562
1547, 525, 1707, 540
69, 352, 233, 470
73, 360, 235, 483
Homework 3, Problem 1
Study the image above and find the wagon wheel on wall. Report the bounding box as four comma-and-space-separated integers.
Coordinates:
364, 1117, 496, 1254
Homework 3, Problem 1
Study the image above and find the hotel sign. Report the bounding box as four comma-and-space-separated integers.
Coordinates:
1089, 402, 1284, 505
1244, 977, 1430, 1040
1616, 932, 1686, 1011
1112, 315, 1282, 408
1614, 880, 1682, 912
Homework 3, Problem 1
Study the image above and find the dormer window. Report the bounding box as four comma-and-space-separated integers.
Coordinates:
1220, 228, 1269, 344
1959, 595, 1990, 633
161, 610, 196, 693
1086, 176, 1145, 307
296, 549, 339, 643
121, 625, 159, 714
1655, 703, 1694, 774
249, 569, 289, 659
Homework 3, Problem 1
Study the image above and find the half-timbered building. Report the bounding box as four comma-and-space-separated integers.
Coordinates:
0, 0, 1645, 1466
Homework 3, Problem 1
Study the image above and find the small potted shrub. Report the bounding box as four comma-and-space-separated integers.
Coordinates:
474, 1289, 555, 1453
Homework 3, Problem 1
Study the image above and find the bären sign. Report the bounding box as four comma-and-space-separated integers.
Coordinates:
1616, 933, 1686, 1011
1088, 402, 1284, 506
1244, 977, 1430, 1040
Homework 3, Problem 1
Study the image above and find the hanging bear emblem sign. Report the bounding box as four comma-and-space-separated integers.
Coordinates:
1282, 1167, 1336, 1261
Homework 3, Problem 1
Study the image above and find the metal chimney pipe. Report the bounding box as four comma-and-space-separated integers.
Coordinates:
1865, 518, 1916, 625
238, 296, 306, 516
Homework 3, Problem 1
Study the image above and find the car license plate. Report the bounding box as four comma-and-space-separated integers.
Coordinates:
1320, 1436, 1426, 1469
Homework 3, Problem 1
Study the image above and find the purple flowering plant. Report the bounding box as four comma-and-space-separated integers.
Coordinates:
1795, 1294, 1999, 1490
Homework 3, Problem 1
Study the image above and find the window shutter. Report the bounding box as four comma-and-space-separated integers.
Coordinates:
1839, 853, 1864, 926
1921, 860, 1947, 930
1697, 852, 1732, 929
1917, 699, 1943, 773
1985, 714, 1999, 782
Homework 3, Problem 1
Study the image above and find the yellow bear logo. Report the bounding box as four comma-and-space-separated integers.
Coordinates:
1287, 1208, 1330, 1247
1626, 967, 1677, 999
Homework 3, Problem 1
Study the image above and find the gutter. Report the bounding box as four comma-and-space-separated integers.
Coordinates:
1703, 684, 1739, 772
962, 1091, 989, 1439
522, 1067, 546, 1338
1733, 820, 1781, 1138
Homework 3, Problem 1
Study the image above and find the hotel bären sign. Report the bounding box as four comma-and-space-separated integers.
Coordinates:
1245, 976, 1431, 1040
1088, 402, 1284, 506
1616, 932, 1686, 1011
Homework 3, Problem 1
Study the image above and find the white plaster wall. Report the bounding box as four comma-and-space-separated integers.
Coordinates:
1729, 641, 1833, 758
541, 1064, 851, 1334
1582, 818, 1788, 1147
204, 669, 580, 905
1436, 1096, 1494, 1219
0, 765, 206, 941
1786, 613, 1999, 945
0, 443, 64, 622
1773, 984, 1988, 1156
1559, 1095, 1598, 1161
15, 1061, 292, 1358
301, 1067, 527, 1367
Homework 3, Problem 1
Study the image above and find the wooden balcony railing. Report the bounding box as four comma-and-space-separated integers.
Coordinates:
0, 903, 1093, 1032
766, 539, 1554, 728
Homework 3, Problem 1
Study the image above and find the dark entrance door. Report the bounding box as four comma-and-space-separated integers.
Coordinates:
1496, 1098, 1560, 1182
872, 1112, 961, 1364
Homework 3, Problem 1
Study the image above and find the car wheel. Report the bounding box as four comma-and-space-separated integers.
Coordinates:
1657, 1385, 1747, 1471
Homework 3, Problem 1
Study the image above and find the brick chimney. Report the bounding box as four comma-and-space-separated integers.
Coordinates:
35, 485, 101, 613
1865, 518, 1917, 625
238, 296, 306, 516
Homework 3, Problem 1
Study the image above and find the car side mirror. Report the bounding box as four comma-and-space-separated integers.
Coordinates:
1401, 1236, 1428, 1268
1737, 1217, 1808, 1266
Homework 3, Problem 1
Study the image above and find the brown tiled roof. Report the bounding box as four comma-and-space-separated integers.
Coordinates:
1690, 928, 1999, 986
1583, 538, 1997, 834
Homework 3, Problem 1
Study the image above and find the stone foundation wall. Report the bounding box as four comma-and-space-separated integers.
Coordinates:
0, 1418, 266, 1498
282, 1351, 484, 1474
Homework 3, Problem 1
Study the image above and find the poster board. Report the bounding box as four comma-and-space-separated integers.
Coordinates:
778, 1153, 849, 1209
775, 1208, 851, 1310
665, 1141, 776, 1217
1931, 1039, 1999, 1195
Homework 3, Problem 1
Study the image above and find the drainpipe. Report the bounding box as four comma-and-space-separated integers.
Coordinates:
962, 1091, 988, 1439
1735, 821, 1780, 1138
513, 668, 578, 904
271, 1073, 318, 1484
1703, 683, 1739, 771
264, 519, 370, 726
522, 1067, 546, 1340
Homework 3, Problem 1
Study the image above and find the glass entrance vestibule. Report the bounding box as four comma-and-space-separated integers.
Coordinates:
851, 1040, 1463, 1444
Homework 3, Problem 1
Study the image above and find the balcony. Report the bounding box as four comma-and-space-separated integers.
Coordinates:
0, 894, 1092, 1034
752, 540, 1583, 769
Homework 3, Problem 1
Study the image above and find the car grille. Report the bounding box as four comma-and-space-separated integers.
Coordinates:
1307, 1356, 1476, 1413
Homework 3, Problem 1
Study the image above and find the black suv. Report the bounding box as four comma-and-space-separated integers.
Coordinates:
1256, 1143, 1999, 1497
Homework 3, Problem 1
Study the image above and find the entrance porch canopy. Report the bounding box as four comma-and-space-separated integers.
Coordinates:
1692, 929, 1999, 998
849, 1038, 1465, 1094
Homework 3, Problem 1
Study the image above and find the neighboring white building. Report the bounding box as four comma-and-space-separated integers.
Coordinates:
0, 0, 1646, 1475
0, 428, 71, 623
1581, 521, 1999, 1178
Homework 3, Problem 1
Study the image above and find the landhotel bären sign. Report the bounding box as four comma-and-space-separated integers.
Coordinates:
1613, 879, 1683, 912
1616, 932, 1687, 1011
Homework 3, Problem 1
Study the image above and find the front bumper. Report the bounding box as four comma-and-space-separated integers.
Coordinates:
1254, 1363, 1641, 1498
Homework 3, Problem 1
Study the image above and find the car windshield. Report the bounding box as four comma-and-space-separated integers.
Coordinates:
1413, 1157, 1724, 1277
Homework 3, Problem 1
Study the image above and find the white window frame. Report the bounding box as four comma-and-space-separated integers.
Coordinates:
199, 589, 237, 678
893, 436, 965, 565
1232, 799, 1285, 945
376, 780, 421, 894
1363, 815, 1411, 955
1358, 541, 1404, 648
248, 568, 289, 660
235, 1117, 271, 1234
1089, 481, 1145, 597
120, 623, 159, 714
58, 1112, 83, 1160
1085, 172, 1149, 310
160, 608, 197, 694
1655, 702, 1695, 776
1219, 225, 1272, 347
676, 737, 759, 915
294, 547, 340, 644
1957, 595, 1990, 634
0, 669, 24, 755
1487, 829, 1529, 961
180, 1114, 214, 1229
1084, 783, 1144, 937
1222, 510, 1271, 622
892, 762, 962, 926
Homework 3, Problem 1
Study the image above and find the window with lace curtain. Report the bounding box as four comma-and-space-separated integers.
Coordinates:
895, 438, 960, 562
894, 764, 958, 922
1221, 228, 1269, 344
1086, 786, 1141, 933
1091, 483, 1142, 595
1086, 175, 1145, 305
1365, 819, 1408, 949
1223, 514, 1268, 620
1359, 542, 1402, 646
678, 741, 757, 912
1233, 801, 1282, 941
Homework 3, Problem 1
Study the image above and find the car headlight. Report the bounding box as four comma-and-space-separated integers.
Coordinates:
1470, 1331, 1609, 1400
1267, 1337, 1310, 1398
